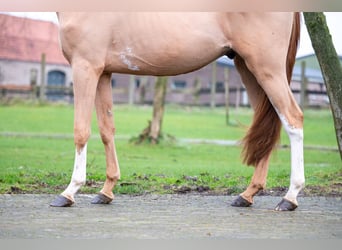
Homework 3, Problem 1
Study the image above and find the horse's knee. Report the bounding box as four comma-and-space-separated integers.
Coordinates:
99, 126, 115, 145
74, 127, 91, 149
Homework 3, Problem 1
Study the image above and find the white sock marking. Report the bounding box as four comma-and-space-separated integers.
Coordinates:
278, 114, 305, 205
61, 144, 87, 202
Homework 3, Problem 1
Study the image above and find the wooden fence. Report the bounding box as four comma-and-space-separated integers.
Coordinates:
0, 84, 74, 103
0, 82, 329, 108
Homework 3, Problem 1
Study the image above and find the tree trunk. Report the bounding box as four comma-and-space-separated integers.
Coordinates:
192, 77, 201, 106
137, 76, 168, 144
149, 76, 168, 143
139, 76, 148, 104
304, 12, 342, 159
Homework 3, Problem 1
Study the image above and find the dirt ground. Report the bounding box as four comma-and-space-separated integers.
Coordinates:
0, 194, 341, 239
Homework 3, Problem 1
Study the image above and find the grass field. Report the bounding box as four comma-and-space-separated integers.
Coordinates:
0, 102, 341, 196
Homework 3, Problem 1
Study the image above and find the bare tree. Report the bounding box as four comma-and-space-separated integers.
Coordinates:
304, 12, 342, 159
137, 76, 168, 144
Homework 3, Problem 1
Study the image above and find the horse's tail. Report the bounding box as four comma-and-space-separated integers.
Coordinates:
241, 12, 300, 166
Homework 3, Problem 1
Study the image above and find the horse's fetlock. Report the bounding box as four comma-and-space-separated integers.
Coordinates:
107, 174, 120, 182
72, 178, 86, 187
294, 178, 305, 189
251, 183, 265, 191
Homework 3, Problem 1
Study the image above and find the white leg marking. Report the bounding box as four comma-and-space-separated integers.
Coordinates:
279, 114, 305, 205
61, 144, 87, 202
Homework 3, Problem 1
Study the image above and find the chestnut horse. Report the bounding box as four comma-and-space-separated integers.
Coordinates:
50, 12, 303, 211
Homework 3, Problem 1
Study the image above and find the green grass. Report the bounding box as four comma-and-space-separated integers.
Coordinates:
0, 103, 341, 196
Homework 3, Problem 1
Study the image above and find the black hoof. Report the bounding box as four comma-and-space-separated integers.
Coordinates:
91, 193, 113, 204
231, 195, 252, 207
50, 195, 74, 207
274, 198, 298, 211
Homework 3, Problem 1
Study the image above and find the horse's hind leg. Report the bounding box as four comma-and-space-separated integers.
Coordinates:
264, 79, 304, 211
50, 59, 101, 207
241, 54, 304, 211
228, 13, 303, 210
231, 55, 273, 207
91, 73, 120, 204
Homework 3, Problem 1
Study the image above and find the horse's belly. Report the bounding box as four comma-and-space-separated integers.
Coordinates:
105, 45, 225, 76
103, 13, 229, 76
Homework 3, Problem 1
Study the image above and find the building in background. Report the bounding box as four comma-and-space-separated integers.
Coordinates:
0, 14, 72, 100
292, 54, 342, 107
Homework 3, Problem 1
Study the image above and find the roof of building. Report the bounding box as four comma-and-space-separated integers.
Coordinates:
0, 14, 68, 65
295, 53, 342, 70
292, 65, 323, 83
216, 56, 235, 67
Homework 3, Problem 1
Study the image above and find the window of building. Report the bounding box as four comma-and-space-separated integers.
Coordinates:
216, 82, 224, 92
135, 78, 140, 88
47, 70, 66, 101
172, 80, 186, 90
47, 70, 66, 86
111, 78, 116, 88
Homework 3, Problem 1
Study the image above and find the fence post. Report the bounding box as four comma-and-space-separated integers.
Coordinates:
128, 75, 135, 105
235, 87, 240, 109
30, 68, 38, 100
210, 61, 217, 108
39, 53, 46, 102
300, 61, 308, 109
224, 67, 230, 125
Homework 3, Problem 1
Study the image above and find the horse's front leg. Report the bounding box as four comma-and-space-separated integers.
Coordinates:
91, 73, 120, 204
50, 60, 101, 207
